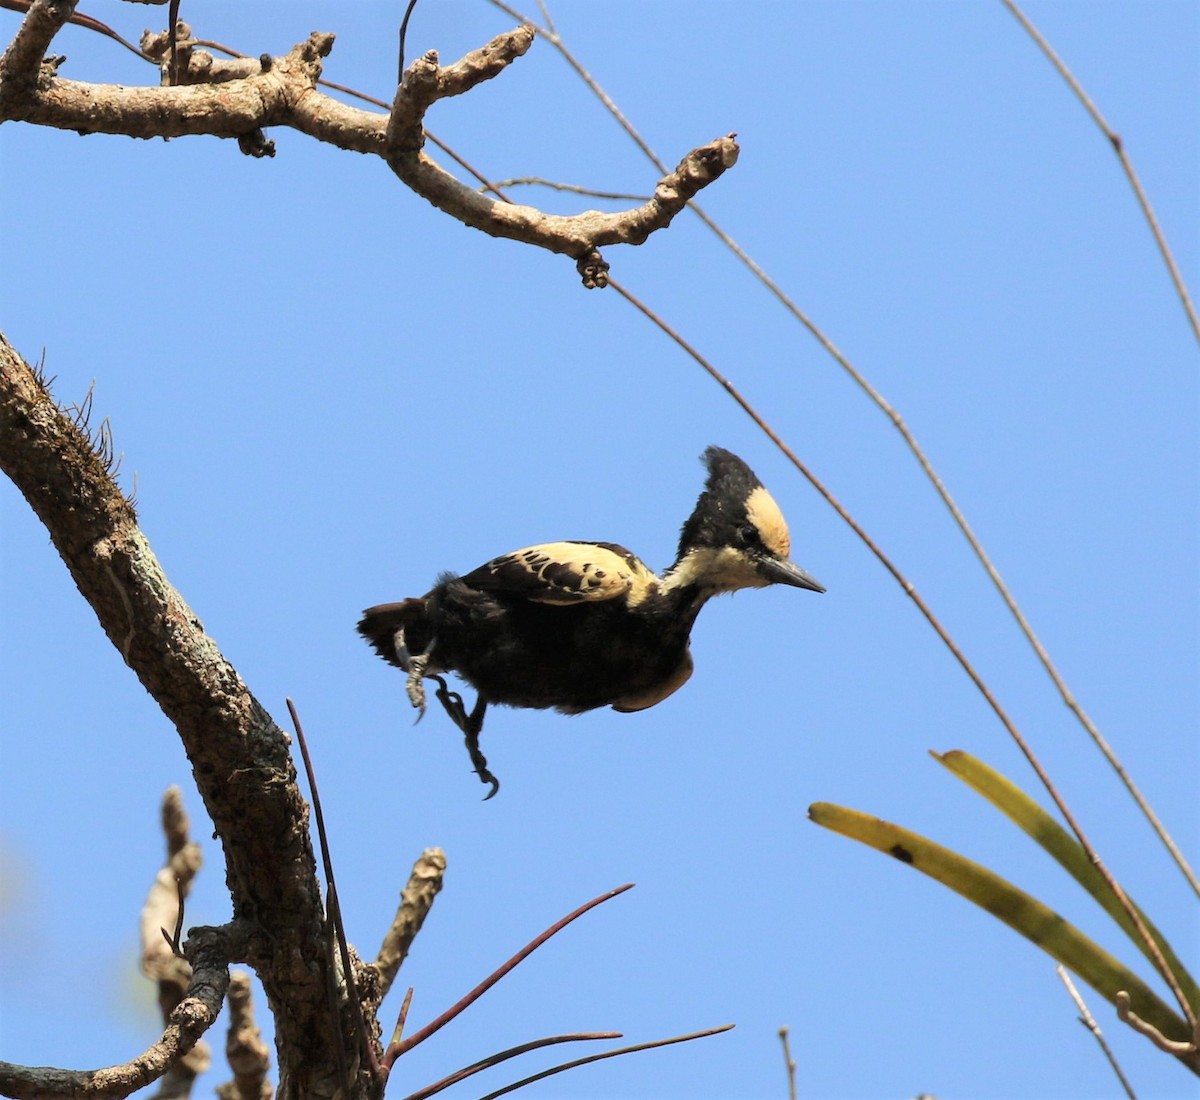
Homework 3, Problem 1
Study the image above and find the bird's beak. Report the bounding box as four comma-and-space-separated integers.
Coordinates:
760, 556, 826, 593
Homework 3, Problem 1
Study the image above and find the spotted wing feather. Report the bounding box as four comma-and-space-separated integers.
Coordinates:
461, 541, 656, 606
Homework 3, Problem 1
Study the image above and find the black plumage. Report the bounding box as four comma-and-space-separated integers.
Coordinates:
358, 446, 824, 796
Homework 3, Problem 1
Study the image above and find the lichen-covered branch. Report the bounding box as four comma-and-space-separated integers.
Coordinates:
0, 334, 355, 1099
0, 2, 739, 268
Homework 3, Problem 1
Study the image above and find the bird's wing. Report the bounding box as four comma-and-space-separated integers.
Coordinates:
612, 648, 694, 712
461, 541, 657, 605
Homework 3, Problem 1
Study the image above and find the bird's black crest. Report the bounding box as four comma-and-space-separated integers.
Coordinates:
676, 446, 763, 556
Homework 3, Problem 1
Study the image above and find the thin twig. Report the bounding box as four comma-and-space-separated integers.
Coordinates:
606, 275, 1197, 1030
166, 0, 179, 84
1057, 966, 1137, 1099
487, 0, 662, 170
988, 4, 1200, 897
383, 884, 634, 1065
167, 875, 186, 956
533, 0, 556, 36
477, 1024, 734, 1100
0, 0, 152, 60
289, 698, 383, 1091
1000, 0, 1199, 346
397, 0, 421, 84
0, 928, 232, 1100
778, 1026, 797, 1100
399, 1032, 620, 1100
390, 987, 414, 1049
482, 177, 648, 202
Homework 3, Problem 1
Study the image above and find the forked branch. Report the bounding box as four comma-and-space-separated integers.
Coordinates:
0, 1, 739, 268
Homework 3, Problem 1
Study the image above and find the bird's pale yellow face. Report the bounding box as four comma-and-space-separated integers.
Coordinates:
745, 485, 791, 559
663, 485, 796, 595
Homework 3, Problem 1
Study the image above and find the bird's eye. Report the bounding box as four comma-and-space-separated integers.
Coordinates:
737, 523, 759, 547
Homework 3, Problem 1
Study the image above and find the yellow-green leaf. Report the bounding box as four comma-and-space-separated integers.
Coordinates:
808, 802, 1190, 1047
932, 749, 1199, 1015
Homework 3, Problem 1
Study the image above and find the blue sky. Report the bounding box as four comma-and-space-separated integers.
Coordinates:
2, 3, 1197, 1098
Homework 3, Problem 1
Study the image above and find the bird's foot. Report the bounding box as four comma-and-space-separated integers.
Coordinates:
392, 627, 412, 669
404, 652, 429, 715
392, 628, 432, 716
432, 683, 498, 800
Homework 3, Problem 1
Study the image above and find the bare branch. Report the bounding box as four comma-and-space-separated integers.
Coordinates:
387, 25, 535, 153
379, 24, 737, 259
142, 787, 203, 981
0, 925, 234, 1100
0, 32, 334, 139
386, 131, 738, 259
140, 788, 209, 1098
0, 18, 738, 266
0, 0, 74, 94
371, 848, 447, 1000
217, 972, 274, 1100
778, 1026, 797, 1100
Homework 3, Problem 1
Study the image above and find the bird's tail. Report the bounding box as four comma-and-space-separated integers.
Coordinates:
357, 599, 428, 668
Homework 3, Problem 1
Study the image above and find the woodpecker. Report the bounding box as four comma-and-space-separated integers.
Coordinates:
358, 446, 824, 797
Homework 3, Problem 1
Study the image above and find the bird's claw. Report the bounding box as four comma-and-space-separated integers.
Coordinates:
397, 636, 499, 796
432, 683, 498, 799
467, 738, 500, 801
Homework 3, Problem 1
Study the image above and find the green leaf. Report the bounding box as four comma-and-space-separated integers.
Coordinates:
932, 749, 1199, 1015
808, 801, 1191, 1047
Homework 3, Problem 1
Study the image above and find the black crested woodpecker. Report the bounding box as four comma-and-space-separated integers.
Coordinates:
358, 446, 825, 797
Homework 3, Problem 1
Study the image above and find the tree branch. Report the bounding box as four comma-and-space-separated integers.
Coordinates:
0, 334, 352, 1099
0, 924, 234, 1100
0, 0, 73, 96
1, 31, 333, 139
370, 848, 447, 1002
217, 973, 273, 1100
0, 15, 739, 267
141, 787, 209, 1099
